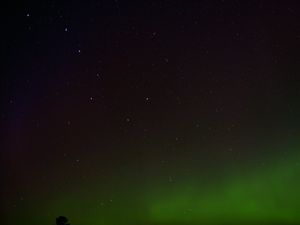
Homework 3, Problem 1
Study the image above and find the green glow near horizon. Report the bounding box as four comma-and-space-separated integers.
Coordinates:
147, 158, 300, 224
31, 152, 300, 225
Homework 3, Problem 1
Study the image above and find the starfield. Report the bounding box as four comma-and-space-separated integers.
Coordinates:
1, 1, 300, 225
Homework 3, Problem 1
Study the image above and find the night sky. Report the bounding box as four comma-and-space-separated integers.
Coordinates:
2, 1, 300, 225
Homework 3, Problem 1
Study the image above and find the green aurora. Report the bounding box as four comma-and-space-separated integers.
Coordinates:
16, 149, 300, 225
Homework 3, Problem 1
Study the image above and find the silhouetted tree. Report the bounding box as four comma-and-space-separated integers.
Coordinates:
56, 216, 70, 225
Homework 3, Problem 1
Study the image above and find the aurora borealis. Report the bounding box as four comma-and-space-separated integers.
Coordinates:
2, 1, 300, 225
45, 147, 300, 225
